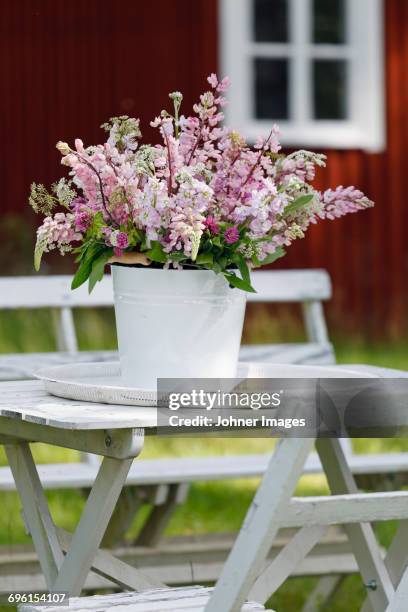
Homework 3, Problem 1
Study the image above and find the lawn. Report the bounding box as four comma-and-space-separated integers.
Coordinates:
0, 306, 407, 611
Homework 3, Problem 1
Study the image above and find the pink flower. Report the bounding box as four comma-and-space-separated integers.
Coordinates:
204, 216, 219, 234
113, 247, 124, 257
207, 73, 218, 88
74, 211, 92, 232
224, 226, 239, 244
116, 232, 129, 249
320, 186, 374, 220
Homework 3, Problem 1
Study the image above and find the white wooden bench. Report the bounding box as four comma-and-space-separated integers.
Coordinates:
0, 269, 334, 381
0, 273, 403, 515
20, 586, 271, 611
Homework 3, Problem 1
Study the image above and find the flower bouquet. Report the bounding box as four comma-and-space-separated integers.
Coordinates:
29, 74, 373, 385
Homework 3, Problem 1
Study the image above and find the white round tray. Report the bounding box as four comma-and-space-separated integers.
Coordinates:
35, 362, 377, 407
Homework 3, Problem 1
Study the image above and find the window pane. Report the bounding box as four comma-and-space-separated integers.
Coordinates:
313, 0, 346, 44
253, 0, 288, 42
254, 58, 289, 119
313, 60, 348, 119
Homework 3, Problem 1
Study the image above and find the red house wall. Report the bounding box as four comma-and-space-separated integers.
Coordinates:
0, 0, 407, 337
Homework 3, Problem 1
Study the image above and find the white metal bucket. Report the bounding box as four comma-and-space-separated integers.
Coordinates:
112, 266, 247, 388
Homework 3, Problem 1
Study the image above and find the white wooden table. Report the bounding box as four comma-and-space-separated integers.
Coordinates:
1, 371, 408, 611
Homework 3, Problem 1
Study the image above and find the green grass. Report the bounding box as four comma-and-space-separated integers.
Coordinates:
0, 307, 407, 611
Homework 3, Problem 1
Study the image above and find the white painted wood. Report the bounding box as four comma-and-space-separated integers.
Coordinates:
0, 527, 357, 592
316, 438, 395, 612
2, 449, 408, 491
221, 0, 385, 151
301, 575, 344, 612
52, 457, 134, 595
0, 359, 375, 431
5, 443, 64, 588
250, 525, 327, 602
0, 342, 336, 381
0, 418, 145, 459
0, 379, 158, 430
0, 275, 113, 309
386, 567, 408, 612
19, 587, 269, 612
0, 269, 330, 308
302, 301, 329, 344
240, 342, 335, 365
0, 351, 117, 381
249, 269, 331, 302
57, 527, 164, 591
361, 521, 408, 612
384, 521, 408, 588
136, 483, 190, 546
283, 491, 408, 527
57, 307, 78, 353
206, 438, 314, 612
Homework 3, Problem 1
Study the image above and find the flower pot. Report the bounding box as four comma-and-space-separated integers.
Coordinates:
112, 265, 247, 388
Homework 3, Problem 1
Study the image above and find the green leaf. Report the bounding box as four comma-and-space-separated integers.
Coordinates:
88, 249, 113, 293
71, 242, 105, 290
233, 254, 250, 283
196, 252, 214, 266
283, 194, 314, 217
34, 236, 46, 272
71, 258, 93, 290
168, 252, 188, 262
146, 240, 167, 264
224, 272, 256, 293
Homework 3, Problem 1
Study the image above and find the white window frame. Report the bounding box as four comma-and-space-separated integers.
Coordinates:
220, 0, 385, 151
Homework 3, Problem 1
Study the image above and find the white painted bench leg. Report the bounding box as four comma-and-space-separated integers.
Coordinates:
56, 527, 164, 591
385, 564, 408, 612
316, 438, 395, 612
383, 521, 408, 589
360, 521, 408, 612
52, 456, 134, 596
205, 438, 314, 612
5, 443, 64, 588
301, 575, 344, 612
250, 524, 327, 603
136, 483, 189, 547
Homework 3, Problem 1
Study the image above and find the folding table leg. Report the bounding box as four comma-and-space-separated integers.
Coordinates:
5, 443, 64, 589
205, 437, 314, 612
52, 456, 133, 596
361, 521, 408, 611
316, 438, 395, 612
385, 562, 408, 612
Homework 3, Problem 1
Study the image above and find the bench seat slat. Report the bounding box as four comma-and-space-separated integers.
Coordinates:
0, 342, 335, 381
20, 586, 268, 611
2, 451, 407, 491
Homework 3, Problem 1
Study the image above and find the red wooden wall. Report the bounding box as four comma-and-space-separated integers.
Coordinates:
0, 0, 407, 338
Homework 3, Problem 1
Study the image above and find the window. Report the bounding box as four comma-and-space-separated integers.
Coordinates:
220, 0, 385, 151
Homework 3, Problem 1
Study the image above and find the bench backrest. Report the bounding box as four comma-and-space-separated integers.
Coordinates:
0, 269, 332, 351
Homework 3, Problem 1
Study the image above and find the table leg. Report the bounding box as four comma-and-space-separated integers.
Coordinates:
385, 562, 408, 612
205, 437, 314, 612
5, 443, 64, 589
360, 521, 408, 611
52, 455, 133, 596
316, 438, 395, 612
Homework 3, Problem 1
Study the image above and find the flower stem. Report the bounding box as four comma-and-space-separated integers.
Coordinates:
74, 151, 118, 227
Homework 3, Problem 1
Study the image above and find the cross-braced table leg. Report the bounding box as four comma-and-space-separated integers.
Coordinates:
5, 440, 163, 597
316, 438, 395, 612
52, 454, 135, 595
5, 443, 64, 588
361, 518, 408, 611
205, 437, 315, 612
